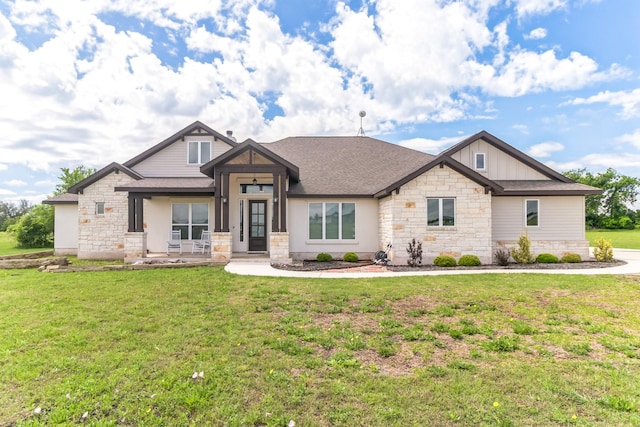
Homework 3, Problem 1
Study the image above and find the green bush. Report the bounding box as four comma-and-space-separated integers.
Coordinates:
561, 253, 582, 263
536, 253, 559, 263
458, 254, 481, 266
511, 231, 535, 264
316, 252, 333, 262
494, 248, 510, 266
593, 238, 614, 262
7, 205, 53, 248
433, 255, 456, 267
343, 252, 359, 263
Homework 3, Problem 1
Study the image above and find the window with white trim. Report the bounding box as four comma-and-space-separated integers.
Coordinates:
172, 203, 209, 239
526, 199, 539, 227
95, 202, 105, 215
427, 198, 455, 227
475, 153, 486, 170
188, 141, 211, 165
308, 202, 355, 240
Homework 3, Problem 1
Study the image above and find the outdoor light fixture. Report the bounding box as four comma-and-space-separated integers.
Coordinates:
222, 196, 228, 204
273, 196, 279, 203
252, 177, 257, 185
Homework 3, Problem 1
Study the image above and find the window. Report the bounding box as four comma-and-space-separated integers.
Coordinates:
427, 198, 455, 227
308, 202, 356, 240
188, 141, 211, 165
172, 203, 209, 239
241, 184, 273, 194
95, 202, 105, 215
526, 199, 539, 227
475, 153, 486, 170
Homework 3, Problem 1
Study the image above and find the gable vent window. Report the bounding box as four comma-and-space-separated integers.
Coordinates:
188, 141, 211, 165
95, 202, 105, 215
475, 153, 486, 170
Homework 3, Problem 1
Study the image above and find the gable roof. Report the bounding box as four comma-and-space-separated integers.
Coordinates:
374, 156, 503, 198
200, 138, 300, 181
68, 162, 143, 194
123, 121, 237, 168
42, 193, 78, 205
264, 136, 435, 197
440, 130, 574, 183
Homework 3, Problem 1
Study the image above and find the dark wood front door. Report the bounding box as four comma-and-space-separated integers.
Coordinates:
249, 200, 267, 252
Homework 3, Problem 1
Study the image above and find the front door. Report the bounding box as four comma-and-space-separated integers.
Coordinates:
249, 200, 267, 252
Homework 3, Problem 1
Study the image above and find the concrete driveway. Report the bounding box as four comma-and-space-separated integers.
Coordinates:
225, 249, 640, 278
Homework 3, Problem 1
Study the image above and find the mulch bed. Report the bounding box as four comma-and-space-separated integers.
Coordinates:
272, 259, 626, 272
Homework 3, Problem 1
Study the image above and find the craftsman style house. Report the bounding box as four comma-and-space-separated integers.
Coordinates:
44, 121, 601, 264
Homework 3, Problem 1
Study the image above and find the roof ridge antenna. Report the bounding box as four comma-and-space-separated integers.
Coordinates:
356, 110, 366, 136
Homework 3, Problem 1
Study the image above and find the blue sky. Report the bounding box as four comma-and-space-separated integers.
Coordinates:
0, 0, 639, 205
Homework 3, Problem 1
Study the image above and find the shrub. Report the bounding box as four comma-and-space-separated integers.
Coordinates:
561, 253, 582, 263
433, 255, 456, 267
494, 248, 510, 266
342, 252, 359, 263
593, 238, 614, 262
458, 254, 481, 267
536, 253, 559, 264
511, 231, 535, 264
406, 238, 423, 267
7, 205, 53, 248
316, 252, 333, 262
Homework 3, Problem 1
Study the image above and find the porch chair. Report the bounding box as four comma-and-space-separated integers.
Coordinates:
167, 230, 182, 255
192, 230, 211, 254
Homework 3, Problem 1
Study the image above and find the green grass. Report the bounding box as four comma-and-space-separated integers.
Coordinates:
2, 268, 640, 426
0, 232, 51, 255
586, 229, 640, 249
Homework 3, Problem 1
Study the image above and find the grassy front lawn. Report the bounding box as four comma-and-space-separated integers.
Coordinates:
0, 232, 51, 256
586, 229, 640, 249
2, 268, 639, 425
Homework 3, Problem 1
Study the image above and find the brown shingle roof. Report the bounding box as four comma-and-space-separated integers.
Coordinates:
263, 136, 435, 196
42, 193, 78, 205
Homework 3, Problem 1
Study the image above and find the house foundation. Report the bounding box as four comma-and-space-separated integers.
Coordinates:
212, 232, 232, 262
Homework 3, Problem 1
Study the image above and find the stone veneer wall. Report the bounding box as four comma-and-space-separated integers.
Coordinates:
269, 232, 292, 264
212, 232, 232, 262
124, 232, 147, 260
379, 166, 493, 265
493, 240, 590, 261
77, 172, 137, 259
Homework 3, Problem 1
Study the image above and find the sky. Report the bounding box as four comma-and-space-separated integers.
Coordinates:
0, 0, 639, 205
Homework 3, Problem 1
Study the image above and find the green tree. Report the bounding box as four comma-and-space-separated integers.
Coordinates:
54, 165, 96, 195
0, 200, 32, 231
565, 168, 640, 229
7, 204, 54, 247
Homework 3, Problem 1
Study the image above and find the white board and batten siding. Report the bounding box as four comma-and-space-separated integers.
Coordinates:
492, 196, 586, 241
131, 136, 233, 177
449, 139, 549, 180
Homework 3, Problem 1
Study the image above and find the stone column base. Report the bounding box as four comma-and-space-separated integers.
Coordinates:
212, 232, 232, 262
270, 232, 292, 264
124, 232, 147, 261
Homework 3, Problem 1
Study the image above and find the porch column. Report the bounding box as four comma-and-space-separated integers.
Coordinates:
272, 171, 280, 232
279, 173, 287, 232
222, 171, 230, 232
127, 194, 144, 232
214, 170, 222, 232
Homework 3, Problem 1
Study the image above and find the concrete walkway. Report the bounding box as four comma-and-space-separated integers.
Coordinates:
224, 249, 640, 278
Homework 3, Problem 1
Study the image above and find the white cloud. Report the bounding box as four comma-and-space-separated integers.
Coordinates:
548, 153, 640, 172
0, 188, 17, 196
398, 135, 465, 154
566, 89, 640, 119
617, 129, 640, 149
35, 179, 57, 187
524, 27, 547, 40
4, 180, 28, 186
527, 141, 564, 158
512, 0, 567, 18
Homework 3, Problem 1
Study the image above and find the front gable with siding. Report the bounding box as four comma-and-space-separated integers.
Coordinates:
44, 124, 601, 264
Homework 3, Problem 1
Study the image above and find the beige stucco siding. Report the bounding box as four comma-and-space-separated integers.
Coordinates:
53, 204, 78, 255
131, 136, 232, 177
288, 198, 379, 260
492, 196, 589, 258
143, 197, 214, 253
449, 139, 549, 180
492, 196, 585, 240
380, 166, 493, 265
